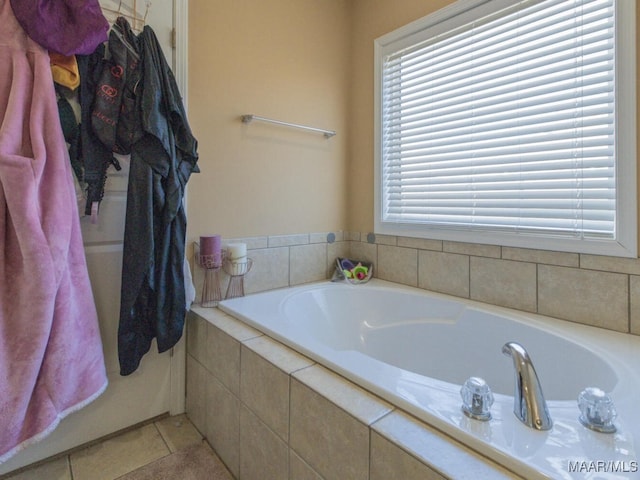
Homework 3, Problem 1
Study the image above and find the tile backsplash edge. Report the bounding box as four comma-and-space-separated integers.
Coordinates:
190, 230, 350, 300
352, 231, 640, 336
190, 230, 640, 336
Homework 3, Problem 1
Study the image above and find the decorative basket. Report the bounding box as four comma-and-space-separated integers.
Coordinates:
335, 257, 373, 284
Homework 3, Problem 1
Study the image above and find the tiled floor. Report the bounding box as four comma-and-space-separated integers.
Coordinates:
2, 415, 226, 480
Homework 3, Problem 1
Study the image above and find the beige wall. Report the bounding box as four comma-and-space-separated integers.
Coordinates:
187, 0, 350, 239
186, 0, 454, 240
188, 0, 640, 249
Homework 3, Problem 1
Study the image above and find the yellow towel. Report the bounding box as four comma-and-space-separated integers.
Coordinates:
50, 52, 80, 90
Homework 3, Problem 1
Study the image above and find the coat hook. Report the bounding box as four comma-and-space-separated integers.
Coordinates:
143, 0, 151, 24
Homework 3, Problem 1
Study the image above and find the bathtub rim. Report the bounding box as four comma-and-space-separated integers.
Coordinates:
217, 279, 640, 480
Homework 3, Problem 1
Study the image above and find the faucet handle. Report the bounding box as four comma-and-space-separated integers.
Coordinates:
578, 387, 617, 433
461, 376, 494, 421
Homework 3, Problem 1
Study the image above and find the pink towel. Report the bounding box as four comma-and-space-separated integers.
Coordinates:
0, 0, 107, 463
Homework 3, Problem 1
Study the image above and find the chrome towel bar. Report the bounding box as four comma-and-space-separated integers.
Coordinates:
241, 114, 336, 138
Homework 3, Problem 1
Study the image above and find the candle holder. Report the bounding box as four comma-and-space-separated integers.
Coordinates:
199, 253, 223, 307
200, 253, 222, 269
223, 257, 253, 299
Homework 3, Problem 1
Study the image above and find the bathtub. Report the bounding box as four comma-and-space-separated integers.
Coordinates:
219, 279, 640, 479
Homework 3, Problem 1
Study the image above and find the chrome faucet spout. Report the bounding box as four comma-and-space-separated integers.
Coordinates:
502, 342, 553, 431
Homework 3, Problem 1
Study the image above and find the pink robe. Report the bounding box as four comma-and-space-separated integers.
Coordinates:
0, 0, 108, 463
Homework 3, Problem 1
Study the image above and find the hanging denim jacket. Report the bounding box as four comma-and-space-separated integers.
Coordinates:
117, 24, 199, 376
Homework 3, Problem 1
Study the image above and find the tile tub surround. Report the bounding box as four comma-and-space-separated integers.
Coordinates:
190, 231, 350, 300
355, 233, 640, 335
186, 308, 521, 480
191, 229, 640, 335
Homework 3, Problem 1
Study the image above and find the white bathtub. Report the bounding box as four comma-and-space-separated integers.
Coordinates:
219, 279, 640, 479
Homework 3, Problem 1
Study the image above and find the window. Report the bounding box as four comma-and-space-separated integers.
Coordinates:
375, 0, 636, 257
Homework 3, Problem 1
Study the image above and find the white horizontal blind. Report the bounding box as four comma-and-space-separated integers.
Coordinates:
381, 0, 616, 239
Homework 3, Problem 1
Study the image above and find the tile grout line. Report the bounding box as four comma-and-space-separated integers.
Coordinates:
152, 421, 173, 457
67, 454, 74, 480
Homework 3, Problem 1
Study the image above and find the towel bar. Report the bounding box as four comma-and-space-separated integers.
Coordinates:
241, 114, 336, 138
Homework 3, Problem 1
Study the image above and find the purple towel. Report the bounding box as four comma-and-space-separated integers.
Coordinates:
10, 0, 109, 55
0, 0, 108, 462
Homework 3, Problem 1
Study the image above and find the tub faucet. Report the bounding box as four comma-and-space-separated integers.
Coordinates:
502, 342, 553, 431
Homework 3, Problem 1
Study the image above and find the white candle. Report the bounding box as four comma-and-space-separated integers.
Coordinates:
227, 243, 247, 263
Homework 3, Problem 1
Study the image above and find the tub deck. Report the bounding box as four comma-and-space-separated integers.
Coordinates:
216, 279, 640, 479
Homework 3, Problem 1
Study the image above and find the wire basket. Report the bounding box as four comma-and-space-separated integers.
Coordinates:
200, 266, 222, 307
335, 257, 373, 284
223, 257, 253, 299
223, 257, 252, 277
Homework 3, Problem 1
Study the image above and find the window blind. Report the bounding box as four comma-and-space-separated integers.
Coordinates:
380, 0, 616, 239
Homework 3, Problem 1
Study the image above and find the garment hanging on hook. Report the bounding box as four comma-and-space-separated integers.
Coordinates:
117, 24, 199, 376
9, 0, 109, 55
92, 16, 142, 155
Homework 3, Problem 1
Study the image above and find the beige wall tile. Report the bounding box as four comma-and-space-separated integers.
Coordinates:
224, 236, 268, 250
539, 266, 628, 332
631, 276, 640, 335
186, 312, 207, 364
240, 345, 291, 441
192, 308, 262, 343
333, 231, 346, 242
186, 354, 206, 435
580, 254, 640, 275
373, 233, 397, 245
243, 336, 314, 374
205, 376, 240, 479
345, 231, 362, 241
470, 257, 537, 312
350, 240, 377, 266
371, 432, 445, 480
289, 450, 324, 480
343, 234, 640, 338
372, 411, 520, 480
290, 243, 328, 285
376, 244, 418, 286
444, 241, 501, 258
327, 241, 351, 275
418, 250, 469, 298
268, 234, 310, 247
290, 378, 369, 480
309, 231, 336, 244
397, 236, 443, 251
292, 365, 392, 426
204, 323, 241, 396
502, 247, 579, 267
239, 406, 288, 480
244, 247, 290, 294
